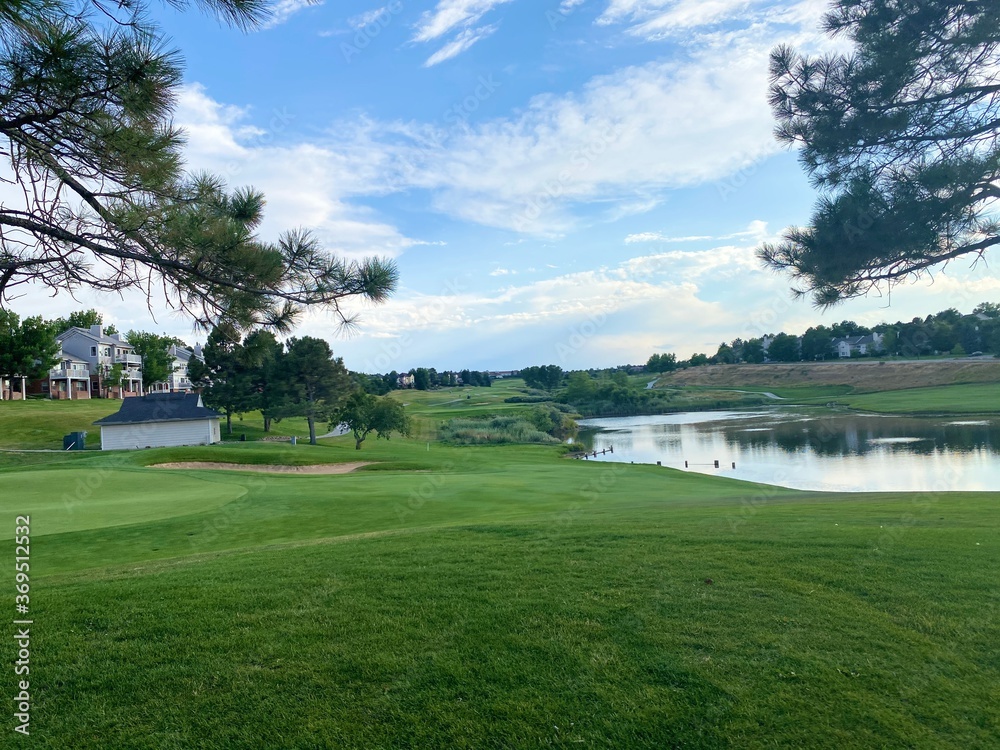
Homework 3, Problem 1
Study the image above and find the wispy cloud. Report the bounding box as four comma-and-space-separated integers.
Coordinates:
339, 47, 780, 233
598, 0, 828, 41
174, 84, 431, 261
413, 0, 513, 42
262, 0, 320, 29
349, 6, 389, 29
424, 24, 498, 66
625, 232, 713, 244
412, 0, 512, 64
625, 220, 769, 244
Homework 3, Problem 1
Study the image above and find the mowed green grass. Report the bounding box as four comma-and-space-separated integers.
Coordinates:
0, 399, 316, 450
0, 468, 246, 536
831, 382, 1000, 414
0, 399, 118, 449
2, 432, 999, 747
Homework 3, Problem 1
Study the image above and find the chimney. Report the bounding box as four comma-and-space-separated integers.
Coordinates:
89, 324, 103, 338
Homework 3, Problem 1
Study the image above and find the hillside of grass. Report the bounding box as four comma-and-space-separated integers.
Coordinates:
831, 382, 1000, 414
1, 412, 998, 747
0, 399, 315, 450
656, 359, 1000, 393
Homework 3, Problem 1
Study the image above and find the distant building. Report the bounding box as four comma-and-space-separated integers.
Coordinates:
488, 370, 520, 379
93, 392, 221, 450
833, 332, 884, 358
149, 344, 204, 394
397, 372, 415, 389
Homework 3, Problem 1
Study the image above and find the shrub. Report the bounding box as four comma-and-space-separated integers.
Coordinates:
440, 416, 561, 445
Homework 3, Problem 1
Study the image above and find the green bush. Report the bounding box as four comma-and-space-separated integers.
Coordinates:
440, 416, 561, 445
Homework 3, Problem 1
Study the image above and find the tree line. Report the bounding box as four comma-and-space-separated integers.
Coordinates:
649, 302, 1000, 369
353, 368, 492, 395
188, 325, 408, 448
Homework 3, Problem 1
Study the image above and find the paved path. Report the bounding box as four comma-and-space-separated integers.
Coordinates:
317, 424, 351, 439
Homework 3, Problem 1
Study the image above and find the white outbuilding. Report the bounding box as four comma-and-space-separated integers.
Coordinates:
94, 392, 222, 450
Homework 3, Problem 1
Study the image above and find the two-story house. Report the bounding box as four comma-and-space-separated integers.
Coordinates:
24, 350, 93, 399
57, 325, 143, 398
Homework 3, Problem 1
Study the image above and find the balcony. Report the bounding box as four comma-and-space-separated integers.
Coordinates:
115, 353, 142, 365
49, 366, 90, 379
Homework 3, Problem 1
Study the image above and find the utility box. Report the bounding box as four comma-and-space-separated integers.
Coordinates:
63, 431, 87, 450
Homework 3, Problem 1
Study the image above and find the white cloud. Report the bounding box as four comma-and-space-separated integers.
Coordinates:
413, 0, 512, 42
626, 232, 713, 243
598, 0, 830, 41
262, 0, 320, 29
174, 84, 430, 261
424, 25, 498, 66
349, 6, 389, 29
385, 50, 780, 232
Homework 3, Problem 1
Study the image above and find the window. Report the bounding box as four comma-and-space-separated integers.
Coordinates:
41, 382, 48, 392
91, 346, 97, 356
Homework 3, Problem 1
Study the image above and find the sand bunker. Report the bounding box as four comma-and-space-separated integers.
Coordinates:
150, 462, 372, 474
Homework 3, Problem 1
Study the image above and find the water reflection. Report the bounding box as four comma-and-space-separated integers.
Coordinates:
576, 409, 1000, 492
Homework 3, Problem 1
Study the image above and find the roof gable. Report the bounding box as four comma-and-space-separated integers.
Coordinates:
57, 327, 135, 349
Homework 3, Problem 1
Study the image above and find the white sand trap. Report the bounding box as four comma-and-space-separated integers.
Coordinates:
150, 462, 373, 474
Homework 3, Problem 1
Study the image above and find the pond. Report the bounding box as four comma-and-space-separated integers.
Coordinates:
575, 408, 1000, 492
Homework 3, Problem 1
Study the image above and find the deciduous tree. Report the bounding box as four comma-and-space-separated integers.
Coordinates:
0, 310, 58, 396
335, 392, 409, 450
125, 331, 176, 389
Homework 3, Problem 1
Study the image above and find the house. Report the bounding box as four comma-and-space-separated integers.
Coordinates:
26, 351, 92, 400
397, 372, 415, 388
149, 344, 204, 393
57, 325, 143, 398
833, 332, 884, 358
93, 392, 221, 450
488, 370, 520, 379
2, 348, 93, 400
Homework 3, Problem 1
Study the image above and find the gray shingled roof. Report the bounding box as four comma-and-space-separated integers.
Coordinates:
93, 393, 221, 425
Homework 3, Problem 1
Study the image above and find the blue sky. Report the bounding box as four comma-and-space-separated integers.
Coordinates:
19, 0, 1000, 371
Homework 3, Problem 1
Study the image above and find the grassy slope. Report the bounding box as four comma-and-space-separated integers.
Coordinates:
0, 399, 314, 450
654, 360, 1000, 414
832, 382, 1000, 414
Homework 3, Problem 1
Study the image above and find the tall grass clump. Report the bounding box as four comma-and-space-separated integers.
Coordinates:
440, 415, 561, 445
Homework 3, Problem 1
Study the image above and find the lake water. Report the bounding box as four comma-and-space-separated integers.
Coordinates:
575, 408, 1000, 492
